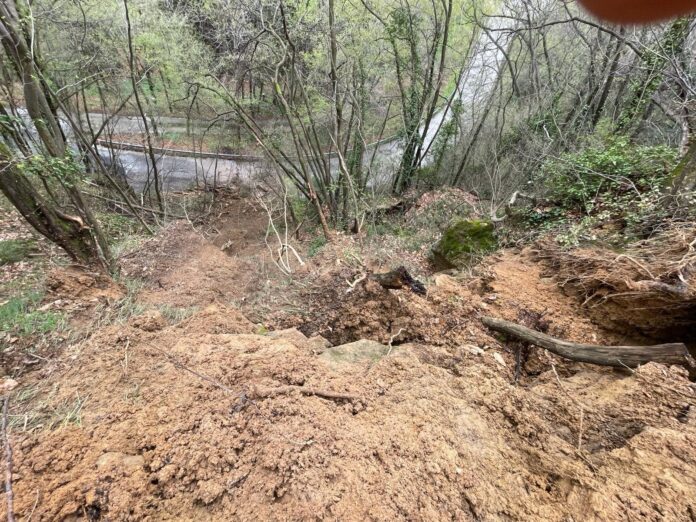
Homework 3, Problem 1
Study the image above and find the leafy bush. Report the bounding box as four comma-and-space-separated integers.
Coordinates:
540, 137, 678, 213
18, 154, 84, 187
521, 138, 681, 245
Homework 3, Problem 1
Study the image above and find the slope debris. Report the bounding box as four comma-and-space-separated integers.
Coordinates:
5, 212, 696, 521
8, 303, 696, 521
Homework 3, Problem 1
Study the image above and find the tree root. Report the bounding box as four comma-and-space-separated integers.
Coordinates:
370, 266, 427, 295
250, 385, 359, 402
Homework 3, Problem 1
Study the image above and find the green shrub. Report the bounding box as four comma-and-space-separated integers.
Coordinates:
541, 137, 678, 213
522, 138, 681, 244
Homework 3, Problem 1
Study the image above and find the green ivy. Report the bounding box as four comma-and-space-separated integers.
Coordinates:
521, 137, 681, 245
18, 154, 84, 187
539, 137, 678, 213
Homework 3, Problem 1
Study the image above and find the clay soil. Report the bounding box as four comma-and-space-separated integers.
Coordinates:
4, 195, 696, 521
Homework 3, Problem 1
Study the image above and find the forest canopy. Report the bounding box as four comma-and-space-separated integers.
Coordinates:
0, 0, 694, 266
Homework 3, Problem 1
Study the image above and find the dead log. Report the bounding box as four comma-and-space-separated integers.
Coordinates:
370, 266, 426, 295
481, 316, 693, 368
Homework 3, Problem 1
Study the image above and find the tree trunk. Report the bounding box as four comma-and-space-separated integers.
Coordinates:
481, 316, 692, 369
0, 144, 108, 268
0, 0, 114, 271
123, 0, 164, 212
615, 18, 690, 135
671, 138, 696, 194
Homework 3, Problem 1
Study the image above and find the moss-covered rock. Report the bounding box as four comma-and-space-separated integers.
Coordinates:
430, 219, 497, 269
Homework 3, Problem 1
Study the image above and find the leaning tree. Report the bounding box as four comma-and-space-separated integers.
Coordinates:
0, 0, 114, 271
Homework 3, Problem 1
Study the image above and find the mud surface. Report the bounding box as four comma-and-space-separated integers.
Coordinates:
5, 196, 696, 521
8, 302, 696, 521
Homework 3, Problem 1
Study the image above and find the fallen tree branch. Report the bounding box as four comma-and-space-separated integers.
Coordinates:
492, 191, 547, 222
150, 345, 359, 405
481, 316, 693, 368
625, 279, 689, 297
149, 345, 235, 394
82, 189, 186, 219
250, 385, 358, 402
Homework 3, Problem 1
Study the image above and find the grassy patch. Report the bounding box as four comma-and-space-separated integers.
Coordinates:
92, 277, 147, 326
307, 236, 327, 257
0, 291, 65, 337
10, 386, 87, 431
0, 239, 36, 265
91, 278, 197, 327
157, 304, 198, 323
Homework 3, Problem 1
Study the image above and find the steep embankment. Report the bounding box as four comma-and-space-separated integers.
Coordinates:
5, 195, 696, 521
10, 304, 696, 521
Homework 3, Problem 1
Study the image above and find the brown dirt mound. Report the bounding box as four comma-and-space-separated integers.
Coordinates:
7, 305, 696, 521
42, 266, 125, 328
277, 274, 486, 348
533, 225, 696, 341
120, 195, 273, 310
485, 249, 639, 345
270, 247, 628, 354
45, 266, 125, 304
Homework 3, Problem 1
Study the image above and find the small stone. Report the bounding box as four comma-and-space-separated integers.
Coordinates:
131, 310, 166, 332
426, 462, 441, 474
122, 455, 145, 468
492, 352, 507, 368
306, 334, 332, 353
0, 378, 19, 392
466, 345, 484, 356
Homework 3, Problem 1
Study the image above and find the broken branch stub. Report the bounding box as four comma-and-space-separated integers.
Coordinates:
481, 316, 693, 369
370, 266, 427, 296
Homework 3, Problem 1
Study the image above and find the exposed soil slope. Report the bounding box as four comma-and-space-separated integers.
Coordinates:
5, 197, 696, 521
120, 196, 270, 308
9, 303, 696, 521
